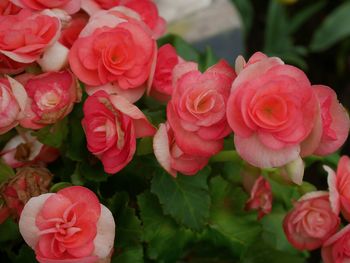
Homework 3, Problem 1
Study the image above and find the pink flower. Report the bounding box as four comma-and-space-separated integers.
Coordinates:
312, 85, 350, 156
283, 191, 340, 250
19, 186, 115, 263
325, 156, 350, 221
167, 60, 236, 157
69, 8, 157, 101
122, 0, 166, 38
82, 91, 156, 174
227, 52, 319, 168
1, 132, 59, 168
322, 224, 350, 263
10, 0, 81, 14
18, 70, 81, 129
0, 0, 21, 15
153, 123, 209, 177
1, 166, 53, 221
150, 44, 183, 102
245, 176, 272, 220
0, 9, 60, 64
82, 0, 166, 38
59, 13, 88, 49
94, 0, 121, 9
0, 54, 29, 75
0, 76, 27, 135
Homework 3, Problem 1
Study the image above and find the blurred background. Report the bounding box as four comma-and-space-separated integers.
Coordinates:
156, 0, 350, 156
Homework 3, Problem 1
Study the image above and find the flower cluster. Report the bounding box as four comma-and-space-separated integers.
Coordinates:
0, 0, 349, 262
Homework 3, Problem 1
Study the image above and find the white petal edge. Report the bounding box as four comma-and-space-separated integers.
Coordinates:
93, 204, 116, 259
19, 193, 54, 249
324, 165, 340, 215
153, 123, 176, 177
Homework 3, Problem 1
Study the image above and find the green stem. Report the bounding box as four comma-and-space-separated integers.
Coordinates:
210, 150, 241, 163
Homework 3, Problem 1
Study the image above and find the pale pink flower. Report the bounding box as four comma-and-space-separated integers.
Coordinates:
19, 186, 115, 263
322, 224, 350, 263
167, 60, 236, 157
283, 191, 340, 250
227, 52, 319, 168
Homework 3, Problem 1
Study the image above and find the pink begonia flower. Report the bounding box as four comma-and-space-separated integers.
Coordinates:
82, 91, 156, 174
227, 52, 319, 168
149, 44, 183, 102
19, 186, 115, 263
283, 191, 340, 251
82, 0, 166, 38
0, 54, 29, 75
245, 176, 272, 220
167, 60, 236, 157
17, 70, 81, 130
2, 166, 52, 222
0, 9, 61, 64
59, 13, 89, 49
10, 0, 81, 14
1, 132, 59, 168
0, 76, 27, 135
322, 224, 350, 263
0, 0, 21, 15
325, 156, 350, 221
153, 123, 209, 177
69, 7, 157, 102
312, 85, 350, 156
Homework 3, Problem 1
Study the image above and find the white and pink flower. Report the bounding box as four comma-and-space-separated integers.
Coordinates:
19, 186, 115, 263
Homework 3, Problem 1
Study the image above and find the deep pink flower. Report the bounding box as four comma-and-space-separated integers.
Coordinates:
322, 224, 350, 263
150, 44, 183, 102
69, 8, 157, 101
283, 191, 340, 250
325, 156, 350, 221
227, 52, 319, 168
10, 0, 81, 14
0, 0, 21, 15
167, 60, 236, 157
0, 9, 60, 64
312, 85, 350, 156
153, 122, 209, 177
82, 91, 156, 174
245, 176, 272, 219
19, 186, 115, 263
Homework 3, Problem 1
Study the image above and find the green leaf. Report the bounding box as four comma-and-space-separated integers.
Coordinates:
230, 0, 254, 37
78, 161, 108, 182
261, 211, 304, 255
49, 182, 72, 192
65, 101, 87, 161
310, 2, 350, 51
0, 159, 15, 184
138, 192, 193, 262
289, 1, 326, 34
12, 245, 37, 263
113, 206, 143, 263
241, 239, 306, 263
207, 177, 261, 257
0, 218, 20, 243
151, 167, 211, 231
32, 118, 68, 148
199, 47, 219, 72
136, 137, 153, 156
